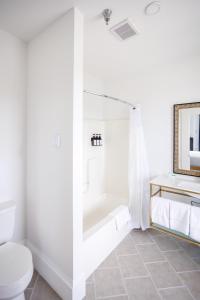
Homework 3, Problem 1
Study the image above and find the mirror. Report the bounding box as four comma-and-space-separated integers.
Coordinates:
174, 102, 200, 176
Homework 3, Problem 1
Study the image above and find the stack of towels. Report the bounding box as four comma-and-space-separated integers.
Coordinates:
151, 196, 200, 242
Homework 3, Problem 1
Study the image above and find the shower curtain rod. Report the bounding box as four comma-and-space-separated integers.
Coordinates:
83, 90, 136, 109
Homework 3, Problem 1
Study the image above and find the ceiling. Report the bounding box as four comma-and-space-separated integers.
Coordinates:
1, 0, 200, 79
0, 0, 77, 41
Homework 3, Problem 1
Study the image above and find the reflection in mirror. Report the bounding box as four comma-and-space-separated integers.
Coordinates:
174, 103, 200, 176
190, 113, 200, 171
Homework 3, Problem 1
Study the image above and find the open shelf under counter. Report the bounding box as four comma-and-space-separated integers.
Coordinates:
150, 174, 200, 246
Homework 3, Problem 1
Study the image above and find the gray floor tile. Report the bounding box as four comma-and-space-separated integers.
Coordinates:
31, 276, 61, 300
180, 271, 200, 300
130, 230, 153, 244
153, 235, 180, 251
115, 235, 137, 256
146, 261, 182, 288
99, 252, 119, 269
118, 254, 148, 278
98, 296, 128, 300
159, 287, 193, 300
25, 232, 199, 300
125, 277, 160, 300
25, 289, 32, 300
136, 243, 165, 263
193, 257, 200, 266
28, 270, 38, 288
84, 284, 95, 300
165, 250, 200, 272
179, 240, 200, 258
148, 228, 167, 237
94, 268, 126, 298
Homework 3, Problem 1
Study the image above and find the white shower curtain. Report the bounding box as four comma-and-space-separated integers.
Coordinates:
128, 106, 150, 230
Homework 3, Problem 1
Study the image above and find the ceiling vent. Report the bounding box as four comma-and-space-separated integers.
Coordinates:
110, 19, 138, 41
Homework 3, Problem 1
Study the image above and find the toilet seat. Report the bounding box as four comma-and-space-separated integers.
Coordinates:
0, 242, 33, 299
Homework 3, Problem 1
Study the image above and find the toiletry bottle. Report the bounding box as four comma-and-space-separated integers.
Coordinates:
94, 134, 97, 146
98, 134, 101, 146
99, 134, 102, 146
96, 134, 99, 146
91, 135, 94, 146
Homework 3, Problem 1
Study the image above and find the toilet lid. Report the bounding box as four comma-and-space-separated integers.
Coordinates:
0, 242, 33, 286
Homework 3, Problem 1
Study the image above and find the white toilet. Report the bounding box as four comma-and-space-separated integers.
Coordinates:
0, 201, 33, 300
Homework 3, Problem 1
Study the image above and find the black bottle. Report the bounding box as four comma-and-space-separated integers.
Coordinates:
99, 134, 102, 146
91, 134, 95, 146
98, 134, 101, 146
96, 134, 99, 146
94, 134, 97, 146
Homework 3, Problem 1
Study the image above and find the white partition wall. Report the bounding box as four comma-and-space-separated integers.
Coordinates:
0, 30, 26, 242
27, 8, 84, 300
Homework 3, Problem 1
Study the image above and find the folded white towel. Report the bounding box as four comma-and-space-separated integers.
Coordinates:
151, 196, 170, 228
169, 200, 190, 235
109, 205, 131, 231
190, 205, 200, 242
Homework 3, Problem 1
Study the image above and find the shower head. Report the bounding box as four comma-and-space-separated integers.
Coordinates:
102, 9, 112, 25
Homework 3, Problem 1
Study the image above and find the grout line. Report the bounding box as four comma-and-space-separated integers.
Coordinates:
164, 254, 196, 300
135, 241, 168, 264
160, 249, 182, 253
177, 269, 200, 274
144, 259, 168, 265
157, 286, 192, 291
98, 266, 124, 270
114, 247, 128, 294
116, 253, 139, 257
116, 251, 130, 300
96, 293, 128, 299
130, 241, 155, 246
135, 243, 157, 249
135, 233, 162, 300
175, 273, 196, 300
122, 275, 151, 280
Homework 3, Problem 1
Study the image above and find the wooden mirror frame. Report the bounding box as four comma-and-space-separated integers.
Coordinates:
173, 102, 200, 177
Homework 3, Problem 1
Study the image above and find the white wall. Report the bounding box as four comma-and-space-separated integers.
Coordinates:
104, 55, 200, 178
83, 72, 129, 220
0, 30, 26, 242
105, 120, 129, 198
84, 72, 105, 120
27, 8, 83, 299
83, 120, 106, 217
83, 74, 106, 218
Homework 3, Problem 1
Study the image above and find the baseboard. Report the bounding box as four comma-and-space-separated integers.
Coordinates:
25, 240, 75, 299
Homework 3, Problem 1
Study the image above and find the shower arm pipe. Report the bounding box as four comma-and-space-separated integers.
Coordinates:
83, 90, 136, 110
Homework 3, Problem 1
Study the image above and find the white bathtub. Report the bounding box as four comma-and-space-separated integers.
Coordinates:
83, 195, 131, 279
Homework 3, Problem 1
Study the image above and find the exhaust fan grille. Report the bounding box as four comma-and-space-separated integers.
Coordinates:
110, 19, 137, 41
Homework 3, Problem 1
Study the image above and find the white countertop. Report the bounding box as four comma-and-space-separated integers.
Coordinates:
150, 175, 200, 194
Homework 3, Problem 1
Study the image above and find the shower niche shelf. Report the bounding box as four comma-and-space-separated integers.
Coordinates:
91, 134, 103, 147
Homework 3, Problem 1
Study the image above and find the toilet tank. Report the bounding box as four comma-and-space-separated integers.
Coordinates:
0, 201, 16, 245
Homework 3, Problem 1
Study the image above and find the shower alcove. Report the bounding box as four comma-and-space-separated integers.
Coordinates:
82, 88, 132, 278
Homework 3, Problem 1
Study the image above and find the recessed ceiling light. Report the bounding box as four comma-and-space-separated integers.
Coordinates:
144, 1, 161, 16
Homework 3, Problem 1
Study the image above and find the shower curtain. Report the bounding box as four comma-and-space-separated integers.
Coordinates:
129, 106, 150, 230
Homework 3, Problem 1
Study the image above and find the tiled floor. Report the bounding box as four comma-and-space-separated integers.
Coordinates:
85, 229, 200, 300
25, 229, 200, 300
25, 271, 61, 300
